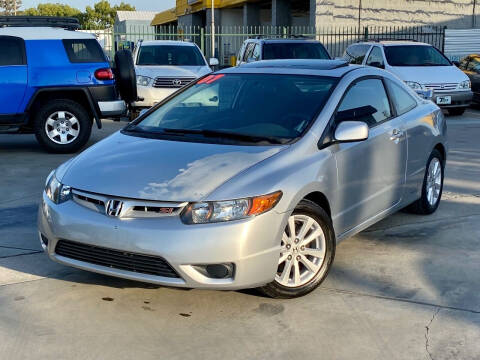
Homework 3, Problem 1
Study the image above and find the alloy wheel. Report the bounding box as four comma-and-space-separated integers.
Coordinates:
275, 214, 327, 288
45, 111, 80, 145
426, 157, 442, 206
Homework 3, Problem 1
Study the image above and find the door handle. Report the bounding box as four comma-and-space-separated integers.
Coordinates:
390, 129, 404, 141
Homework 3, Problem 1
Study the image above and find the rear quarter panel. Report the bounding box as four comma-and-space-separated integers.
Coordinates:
20, 39, 114, 111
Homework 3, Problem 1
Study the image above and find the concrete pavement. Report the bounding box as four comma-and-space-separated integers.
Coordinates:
1, 114, 479, 359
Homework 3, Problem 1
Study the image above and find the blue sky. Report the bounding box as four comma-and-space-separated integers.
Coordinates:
22, 0, 176, 11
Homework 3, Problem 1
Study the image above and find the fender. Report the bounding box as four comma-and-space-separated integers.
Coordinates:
25, 87, 102, 129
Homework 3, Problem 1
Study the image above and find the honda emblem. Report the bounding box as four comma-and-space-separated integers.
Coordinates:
105, 200, 123, 217
172, 79, 182, 86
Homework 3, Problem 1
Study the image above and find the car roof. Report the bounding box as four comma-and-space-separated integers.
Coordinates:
356, 40, 430, 47
140, 40, 197, 47
247, 38, 322, 44
0, 27, 95, 40
219, 59, 358, 77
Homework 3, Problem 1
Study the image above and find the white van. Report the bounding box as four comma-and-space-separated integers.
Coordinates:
344, 41, 473, 115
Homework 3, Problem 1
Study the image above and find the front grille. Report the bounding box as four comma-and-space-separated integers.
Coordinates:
424, 83, 458, 92
55, 240, 180, 278
153, 77, 196, 88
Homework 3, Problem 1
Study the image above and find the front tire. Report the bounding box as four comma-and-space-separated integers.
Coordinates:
34, 99, 92, 153
259, 200, 335, 299
406, 149, 444, 215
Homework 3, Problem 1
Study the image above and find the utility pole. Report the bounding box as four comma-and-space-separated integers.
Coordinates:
211, 0, 215, 58
14, 0, 17, 15
358, 0, 362, 29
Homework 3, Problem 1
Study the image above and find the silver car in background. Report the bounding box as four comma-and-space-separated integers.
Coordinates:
38, 60, 447, 298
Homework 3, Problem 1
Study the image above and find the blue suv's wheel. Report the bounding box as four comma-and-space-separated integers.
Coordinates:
34, 99, 92, 153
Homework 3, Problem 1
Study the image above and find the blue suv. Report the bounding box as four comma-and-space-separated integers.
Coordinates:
0, 17, 134, 153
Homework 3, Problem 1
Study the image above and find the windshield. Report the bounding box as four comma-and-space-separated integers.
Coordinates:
384, 45, 451, 67
137, 45, 206, 66
125, 74, 337, 145
263, 43, 330, 60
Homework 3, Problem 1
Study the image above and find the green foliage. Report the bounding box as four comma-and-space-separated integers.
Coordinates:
22, 1, 136, 30
23, 3, 81, 18
81, 1, 136, 30
0, 0, 22, 15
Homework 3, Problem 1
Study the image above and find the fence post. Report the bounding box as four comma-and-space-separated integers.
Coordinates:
283, 26, 287, 38
441, 26, 446, 52
200, 27, 205, 55
364, 26, 369, 41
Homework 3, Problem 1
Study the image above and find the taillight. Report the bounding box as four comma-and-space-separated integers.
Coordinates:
94, 68, 114, 80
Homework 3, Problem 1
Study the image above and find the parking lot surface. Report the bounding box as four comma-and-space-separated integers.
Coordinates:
1, 112, 479, 359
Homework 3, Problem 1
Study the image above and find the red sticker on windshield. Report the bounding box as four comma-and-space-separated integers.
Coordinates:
197, 74, 225, 84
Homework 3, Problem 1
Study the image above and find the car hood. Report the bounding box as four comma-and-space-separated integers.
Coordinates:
61, 132, 285, 202
388, 65, 469, 84
135, 65, 211, 79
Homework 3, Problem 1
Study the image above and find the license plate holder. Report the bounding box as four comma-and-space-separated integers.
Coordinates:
436, 96, 452, 105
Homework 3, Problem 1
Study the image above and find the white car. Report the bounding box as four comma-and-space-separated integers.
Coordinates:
133, 40, 217, 109
344, 41, 473, 116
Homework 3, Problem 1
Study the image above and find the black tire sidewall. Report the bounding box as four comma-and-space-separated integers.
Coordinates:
34, 99, 92, 154
114, 50, 137, 104
259, 200, 336, 299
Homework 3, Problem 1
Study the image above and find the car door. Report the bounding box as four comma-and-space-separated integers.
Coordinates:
0, 36, 28, 116
332, 77, 407, 233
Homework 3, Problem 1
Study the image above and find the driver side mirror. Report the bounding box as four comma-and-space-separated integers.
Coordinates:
209, 58, 219, 67
334, 121, 369, 143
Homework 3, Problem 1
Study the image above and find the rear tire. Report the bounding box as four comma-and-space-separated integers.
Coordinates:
258, 200, 335, 299
448, 107, 466, 116
34, 99, 92, 154
406, 149, 444, 215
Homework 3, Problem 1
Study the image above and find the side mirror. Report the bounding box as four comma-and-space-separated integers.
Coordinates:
334, 121, 369, 143
209, 58, 219, 66
452, 60, 460, 67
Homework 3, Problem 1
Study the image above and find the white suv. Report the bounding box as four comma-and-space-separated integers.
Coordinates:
132, 40, 217, 109
344, 41, 473, 115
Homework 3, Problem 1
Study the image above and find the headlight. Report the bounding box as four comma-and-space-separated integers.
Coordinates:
45, 172, 71, 204
181, 191, 282, 224
405, 81, 424, 90
136, 75, 153, 87
458, 80, 471, 90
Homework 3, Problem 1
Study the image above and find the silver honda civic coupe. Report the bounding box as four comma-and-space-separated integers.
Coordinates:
38, 60, 447, 298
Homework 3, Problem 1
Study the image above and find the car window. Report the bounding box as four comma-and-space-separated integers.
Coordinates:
132, 74, 337, 143
252, 44, 261, 61
366, 47, 384, 67
243, 43, 256, 62
337, 78, 392, 127
466, 58, 480, 73
0, 36, 25, 66
63, 39, 106, 63
136, 45, 205, 66
263, 42, 330, 60
385, 79, 417, 116
384, 45, 451, 67
344, 44, 371, 64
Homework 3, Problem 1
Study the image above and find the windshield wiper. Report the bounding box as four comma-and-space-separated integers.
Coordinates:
162, 128, 286, 144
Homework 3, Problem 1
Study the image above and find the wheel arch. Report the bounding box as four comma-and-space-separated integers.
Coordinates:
26, 87, 101, 129
433, 143, 447, 165
303, 191, 332, 219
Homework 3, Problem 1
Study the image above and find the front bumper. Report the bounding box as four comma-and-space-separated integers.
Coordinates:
133, 86, 179, 108
432, 90, 473, 108
38, 193, 286, 290
98, 100, 127, 117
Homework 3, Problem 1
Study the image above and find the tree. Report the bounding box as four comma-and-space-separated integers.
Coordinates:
23, 3, 81, 18
81, 1, 135, 30
0, 0, 22, 15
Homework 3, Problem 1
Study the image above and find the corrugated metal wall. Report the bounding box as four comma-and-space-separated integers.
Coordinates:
445, 29, 480, 61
